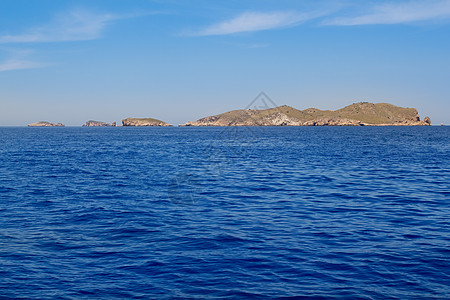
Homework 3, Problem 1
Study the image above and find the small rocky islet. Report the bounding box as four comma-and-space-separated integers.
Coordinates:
122, 117, 172, 127
28, 121, 65, 127
82, 120, 116, 127
27, 102, 433, 127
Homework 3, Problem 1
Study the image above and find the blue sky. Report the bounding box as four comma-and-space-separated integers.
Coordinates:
1, 0, 449, 125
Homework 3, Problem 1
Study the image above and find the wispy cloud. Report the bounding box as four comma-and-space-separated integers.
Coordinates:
325, 0, 450, 25
0, 9, 136, 43
0, 48, 47, 72
0, 59, 46, 72
0, 8, 152, 71
189, 11, 324, 36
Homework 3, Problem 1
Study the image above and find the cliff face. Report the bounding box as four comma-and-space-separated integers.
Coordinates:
122, 118, 172, 127
182, 103, 431, 126
82, 120, 116, 127
28, 121, 65, 127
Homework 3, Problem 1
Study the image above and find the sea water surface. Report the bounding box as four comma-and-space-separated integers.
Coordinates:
0, 126, 449, 299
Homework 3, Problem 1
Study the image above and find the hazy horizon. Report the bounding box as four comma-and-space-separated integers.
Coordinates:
1, 0, 449, 126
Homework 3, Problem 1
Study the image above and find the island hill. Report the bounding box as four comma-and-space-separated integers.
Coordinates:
182, 102, 431, 126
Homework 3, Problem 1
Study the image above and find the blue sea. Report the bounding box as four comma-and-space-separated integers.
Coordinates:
0, 126, 449, 299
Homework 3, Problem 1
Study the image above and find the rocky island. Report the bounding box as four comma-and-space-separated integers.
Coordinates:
122, 117, 172, 127
28, 121, 65, 127
182, 102, 431, 126
82, 120, 116, 127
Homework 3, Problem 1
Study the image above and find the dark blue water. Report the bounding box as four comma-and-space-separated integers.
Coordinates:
1, 126, 449, 299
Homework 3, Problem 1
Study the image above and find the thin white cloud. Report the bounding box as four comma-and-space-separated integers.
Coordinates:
0, 48, 47, 72
0, 59, 46, 72
325, 0, 450, 25
0, 9, 132, 43
190, 11, 322, 36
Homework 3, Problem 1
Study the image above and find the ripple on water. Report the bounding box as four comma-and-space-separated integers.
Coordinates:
0, 126, 449, 299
